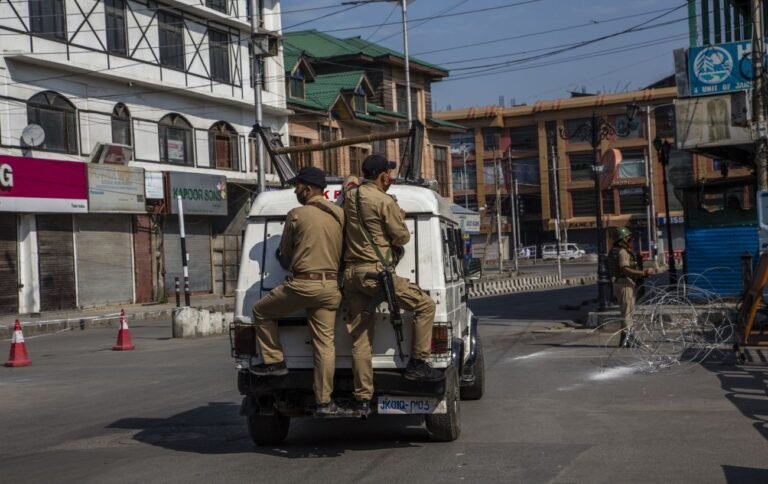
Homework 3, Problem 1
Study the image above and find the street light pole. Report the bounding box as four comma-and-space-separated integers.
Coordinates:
559, 106, 637, 310
463, 148, 469, 208
654, 137, 678, 285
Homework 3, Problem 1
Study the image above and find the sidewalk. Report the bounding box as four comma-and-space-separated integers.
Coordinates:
0, 295, 234, 340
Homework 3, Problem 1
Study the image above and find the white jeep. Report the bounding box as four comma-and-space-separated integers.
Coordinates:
230, 183, 484, 445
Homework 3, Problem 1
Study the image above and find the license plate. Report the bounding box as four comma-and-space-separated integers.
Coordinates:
377, 396, 447, 415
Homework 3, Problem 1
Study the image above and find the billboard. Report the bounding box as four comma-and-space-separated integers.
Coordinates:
88, 164, 146, 212
674, 94, 753, 150
688, 41, 756, 96
0, 155, 88, 213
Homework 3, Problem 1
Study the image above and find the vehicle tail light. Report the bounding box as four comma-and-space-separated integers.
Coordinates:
230, 321, 257, 358
431, 323, 450, 355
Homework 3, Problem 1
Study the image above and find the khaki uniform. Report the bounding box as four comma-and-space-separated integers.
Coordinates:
252, 194, 344, 405
614, 247, 636, 331
343, 182, 436, 400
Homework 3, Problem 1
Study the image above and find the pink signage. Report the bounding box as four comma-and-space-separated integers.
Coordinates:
0, 154, 88, 213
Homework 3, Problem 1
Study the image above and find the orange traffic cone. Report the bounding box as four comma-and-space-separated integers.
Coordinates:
112, 309, 135, 351
5, 320, 31, 367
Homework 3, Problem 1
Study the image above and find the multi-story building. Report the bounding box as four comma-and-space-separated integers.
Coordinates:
435, 85, 746, 260
0, 0, 288, 314
282, 30, 464, 196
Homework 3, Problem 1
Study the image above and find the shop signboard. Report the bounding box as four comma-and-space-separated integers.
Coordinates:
687, 41, 758, 96
168, 172, 227, 215
144, 172, 165, 199
0, 155, 87, 212
88, 164, 146, 212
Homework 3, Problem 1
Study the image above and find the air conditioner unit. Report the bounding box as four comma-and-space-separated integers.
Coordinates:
88, 142, 133, 164
252, 31, 280, 57
730, 90, 752, 127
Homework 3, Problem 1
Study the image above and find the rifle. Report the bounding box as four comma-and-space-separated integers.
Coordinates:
364, 270, 405, 361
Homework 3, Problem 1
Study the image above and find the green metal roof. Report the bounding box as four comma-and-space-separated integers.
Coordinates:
283, 44, 302, 73
428, 117, 466, 130
284, 30, 448, 75
368, 103, 406, 119
304, 71, 365, 109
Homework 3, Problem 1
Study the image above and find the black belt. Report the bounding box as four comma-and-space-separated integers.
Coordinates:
293, 272, 337, 280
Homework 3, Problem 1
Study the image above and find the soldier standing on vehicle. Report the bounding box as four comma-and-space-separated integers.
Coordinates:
250, 167, 344, 416
343, 154, 444, 415
608, 226, 655, 347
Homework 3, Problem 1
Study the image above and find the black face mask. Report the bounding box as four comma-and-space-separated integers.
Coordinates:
295, 185, 311, 205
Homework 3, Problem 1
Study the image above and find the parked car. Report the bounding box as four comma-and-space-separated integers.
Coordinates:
541, 243, 586, 260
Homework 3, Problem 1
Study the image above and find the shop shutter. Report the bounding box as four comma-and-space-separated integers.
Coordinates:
75, 215, 133, 308
0, 214, 19, 314
163, 216, 212, 294
37, 215, 76, 311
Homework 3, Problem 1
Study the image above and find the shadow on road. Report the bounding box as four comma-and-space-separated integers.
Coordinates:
702, 352, 768, 444
722, 465, 768, 483
469, 284, 595, 322
108, 401, 426, 457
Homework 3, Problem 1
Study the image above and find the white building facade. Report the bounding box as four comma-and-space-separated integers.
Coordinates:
0, 0, 288, 314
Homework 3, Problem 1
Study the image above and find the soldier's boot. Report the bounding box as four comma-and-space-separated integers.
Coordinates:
404, 358, 445, 382
619, 331, 627, 348
314, 400, 340, 417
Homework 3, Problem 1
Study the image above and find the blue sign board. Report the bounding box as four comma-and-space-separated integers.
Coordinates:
688, 41, 756, 96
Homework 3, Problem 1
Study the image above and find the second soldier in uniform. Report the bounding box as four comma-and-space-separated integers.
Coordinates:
250, 167, 344, 416
608, 226, 655, 347
343, 154, 443, 416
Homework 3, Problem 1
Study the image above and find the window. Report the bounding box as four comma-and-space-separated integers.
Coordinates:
565, 118, 591, 144
206, 0, 227, 13
353, 87, 366, 113
290, 136, 313, 169
510, 126, 538, 150
27, 91, 77, 154
159, 114, 193, 165
571, 190, 596, 217
654, 105, 675, 139
29, 0, 66, 39
209, 29, 230, 83
349, 146, 368, 176
482, 127, 500, 151
512, 158, 540, 185
395, 84, 418, 118
450, 130, 475, 154
158, 12, 185, 70
105, 0, 127, 55
289, 70, 305, 98
433, 146, 449, 196
209, 121, 238, 170
618, 187, 645, 215
618, 149, 646, 178
452, 165, 476, 190
372, 138, 386, 157
111, 103, 131, 146
614, 113, 643, 138
320, 125, 340, 175
568, 153, 593, 181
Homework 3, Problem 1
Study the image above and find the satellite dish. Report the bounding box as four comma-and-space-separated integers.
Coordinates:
21, 124, 45, 147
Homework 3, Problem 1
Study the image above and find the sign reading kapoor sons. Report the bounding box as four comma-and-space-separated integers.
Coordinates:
168, 172, 227, 216
0, 155, 87, 212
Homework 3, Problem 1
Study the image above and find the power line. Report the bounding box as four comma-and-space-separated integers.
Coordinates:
371, 0, 469, 44
283, 4, 361, 30
288, 0, 543, 33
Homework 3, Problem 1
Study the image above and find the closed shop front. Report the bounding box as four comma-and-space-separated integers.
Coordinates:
0, 214, 18, 314
37, 215, 77, 311
163, 172, 227, 296
163, 216, 212, 294
75, 214, 134, 308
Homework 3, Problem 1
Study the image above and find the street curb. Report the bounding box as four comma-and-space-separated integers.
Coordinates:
468, 274, 597, 299
0, 302, 234, 340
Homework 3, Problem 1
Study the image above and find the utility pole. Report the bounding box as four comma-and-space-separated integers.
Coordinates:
494, 153, 504, 266
512, 176, 521, 273
463, 148, 469, 208
752, 0, 768, 254
250, 0, 265, 193
401, 0, 413, 128
645, 106, 659, 269
507, 149, 519, 272
752, 0, 768, 192
549, 131, 562, 281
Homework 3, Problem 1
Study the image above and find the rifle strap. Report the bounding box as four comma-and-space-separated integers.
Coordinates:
353, 186, 392, 268
306, 200, 343, 229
